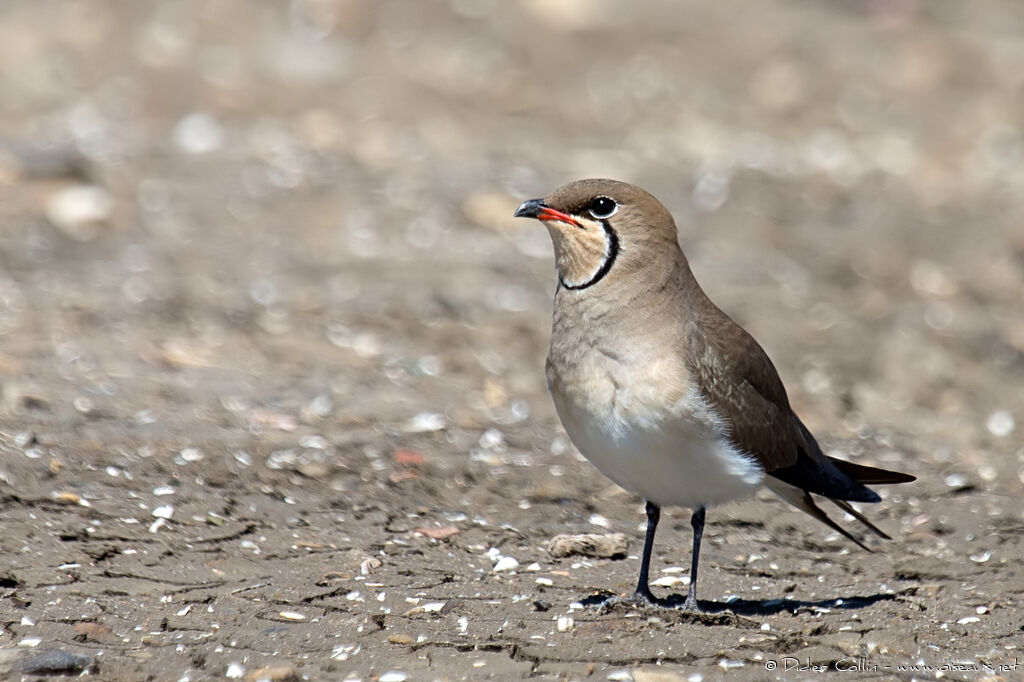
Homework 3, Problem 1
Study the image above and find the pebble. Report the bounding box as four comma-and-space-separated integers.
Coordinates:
414, 525, 460, 540
651, 575, 689, 588
51, 491, 89, 507
178, 447, 205, 463
44, 185, 114, 240
226, 662, 245, 678
944, 473, 969, 489
247, 666, 300, 682
403, 601, 448, 616
173, 112, 225, 154
404, 412, 446, 433
330, 643, 360, 661
16, 649, 94, 675
152, 505, 174, 519
556, 616, 574, 632
387, 634, 413, 645
493, 556, 520, 572
986, 410, 1014, 437
548, 533, 628, 559
378, 672, 408, 682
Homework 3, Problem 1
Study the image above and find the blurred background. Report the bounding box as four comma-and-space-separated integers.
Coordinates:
1, 1, 1022, 679
2, 0, 1022, 475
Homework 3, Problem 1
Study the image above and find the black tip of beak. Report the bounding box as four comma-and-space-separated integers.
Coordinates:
514, 198, 545, 219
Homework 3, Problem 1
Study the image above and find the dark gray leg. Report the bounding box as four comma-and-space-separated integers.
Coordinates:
633, 501, 660, 603
681, 505, 706, 611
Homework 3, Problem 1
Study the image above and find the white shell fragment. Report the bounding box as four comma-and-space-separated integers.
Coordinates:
405, 412, 446, 432
652, 575, 690, 588
151, 505, 174, 519
45, 185, 114, 240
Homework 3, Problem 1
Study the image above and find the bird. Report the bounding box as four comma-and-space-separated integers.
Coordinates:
513, 179, 915, 611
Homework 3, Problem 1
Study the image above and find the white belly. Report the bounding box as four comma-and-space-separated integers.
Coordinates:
551, 380, 765, 508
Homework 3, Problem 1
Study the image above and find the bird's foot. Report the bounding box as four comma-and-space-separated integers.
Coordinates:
676, 594, 702, 613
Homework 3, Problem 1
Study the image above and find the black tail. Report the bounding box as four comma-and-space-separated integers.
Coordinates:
829, 458, 916, 485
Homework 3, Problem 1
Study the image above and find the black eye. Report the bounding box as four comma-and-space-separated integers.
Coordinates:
588, 196, 618, 220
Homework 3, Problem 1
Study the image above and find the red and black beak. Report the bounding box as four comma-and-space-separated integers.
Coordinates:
514, 199, 579, 226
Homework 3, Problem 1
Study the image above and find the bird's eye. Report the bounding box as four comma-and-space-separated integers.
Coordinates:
588, 196, 618, 220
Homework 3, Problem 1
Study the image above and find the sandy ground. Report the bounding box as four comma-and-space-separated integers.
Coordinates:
1, 1, 1023, 680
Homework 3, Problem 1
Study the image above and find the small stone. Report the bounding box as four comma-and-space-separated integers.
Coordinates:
404, 412, 446, 433
226, 661, 245, 678
651, 575, 690, 588
151, 505, 174, 519
173, 113, 225, 154
393, 449, 426, 466
51, 491, 87, 506
403, 601, 449, 616
556, 616, 574, 632
247, 666, 300, 682
73, 622, 113, 642
379, 672, 408, 682
16, 649, 94, 675
986, 410, 1015, 437
548, 533, 628, 559
493, 556, 520, 572
178, 447, 204, 462
45, 185, 114, 241
387, 634, 413, 645
413, 525, 460, 540
278, 611, 306, 621
944, 473, 970, 489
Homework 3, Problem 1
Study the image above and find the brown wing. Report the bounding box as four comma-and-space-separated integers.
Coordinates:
685, 305, 893, 503
684, 311, 802, 473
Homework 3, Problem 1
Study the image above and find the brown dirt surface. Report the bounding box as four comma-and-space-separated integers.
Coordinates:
2, 1, 1023, 680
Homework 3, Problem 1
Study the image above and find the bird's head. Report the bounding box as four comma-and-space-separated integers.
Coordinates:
514, 179, 680, 291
